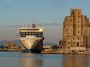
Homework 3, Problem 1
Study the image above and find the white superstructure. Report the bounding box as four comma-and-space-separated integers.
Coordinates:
18, 24, 44, 52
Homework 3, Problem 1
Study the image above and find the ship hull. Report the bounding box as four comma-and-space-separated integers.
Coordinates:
19, 36, 42, 53
22, 49, 41, 53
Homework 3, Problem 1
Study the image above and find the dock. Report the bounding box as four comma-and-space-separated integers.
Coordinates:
41, 48, 90, 55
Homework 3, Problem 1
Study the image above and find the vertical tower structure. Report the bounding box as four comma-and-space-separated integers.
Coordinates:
62, 8, 90, 49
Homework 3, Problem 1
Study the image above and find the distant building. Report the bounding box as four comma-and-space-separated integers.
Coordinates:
43, 45, 52, 49
5, 42, 19, 50
0, 42, 21, 51
61, 8, 90, 50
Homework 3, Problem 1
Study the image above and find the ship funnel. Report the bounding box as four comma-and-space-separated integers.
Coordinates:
32, 24, 35, 28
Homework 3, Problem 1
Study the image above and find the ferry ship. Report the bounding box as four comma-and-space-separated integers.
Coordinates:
18, 24, 44, 53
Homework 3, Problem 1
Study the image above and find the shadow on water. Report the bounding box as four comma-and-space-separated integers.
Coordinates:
20, 53, 43, 67
63, 55, 90, 67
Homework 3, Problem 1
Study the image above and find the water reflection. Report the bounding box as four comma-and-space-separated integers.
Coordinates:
19, 53, 90, 67
20, 53, 43, 67
63, 55, 90, 67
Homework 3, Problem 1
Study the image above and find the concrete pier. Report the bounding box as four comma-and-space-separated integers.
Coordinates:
41, 48, 90, 55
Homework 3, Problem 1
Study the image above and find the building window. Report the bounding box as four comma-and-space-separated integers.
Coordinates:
72, 10, 74, 14
78, 26, 79, 28
77, 42, 79, 46
64, 42, 66, 43
78, 21, 79, 23
82, 25, 83, 27
78, 12, 79, 15
78, 31, 79, 33
78, 37, 79, 40
73, 42, 75, 44
78, 16, 80, 18
65, 28, 67, 31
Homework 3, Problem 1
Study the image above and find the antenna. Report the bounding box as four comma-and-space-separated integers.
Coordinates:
30, 19, 35, 28
29, 19, 33, 27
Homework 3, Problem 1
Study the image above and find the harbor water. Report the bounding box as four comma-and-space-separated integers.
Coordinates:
0, 52, 90, 67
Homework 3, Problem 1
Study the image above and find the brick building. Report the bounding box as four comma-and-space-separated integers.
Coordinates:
61, 8, 90, 50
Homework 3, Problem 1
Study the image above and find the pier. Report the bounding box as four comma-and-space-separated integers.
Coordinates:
1, 45, 90, 55
41, 48, 90, 55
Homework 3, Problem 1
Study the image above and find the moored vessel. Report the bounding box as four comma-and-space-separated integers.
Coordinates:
18, 24, 44, 53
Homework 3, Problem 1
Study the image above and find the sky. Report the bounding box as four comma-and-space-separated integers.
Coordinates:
0, 0, 90, 44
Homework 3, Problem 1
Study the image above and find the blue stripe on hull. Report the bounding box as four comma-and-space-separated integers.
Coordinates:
22, 49, 41, 53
